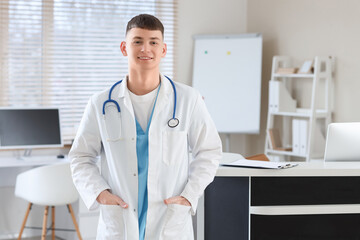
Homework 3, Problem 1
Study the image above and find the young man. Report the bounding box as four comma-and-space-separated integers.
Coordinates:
70, 14, 222, 240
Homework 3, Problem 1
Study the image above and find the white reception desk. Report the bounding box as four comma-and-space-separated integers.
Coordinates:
3, 154, 360, 240
197, 158, 360, 240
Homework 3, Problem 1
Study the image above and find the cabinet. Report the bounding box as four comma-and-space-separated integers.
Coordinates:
198, 162, 360, 240
265, 56, 333, 162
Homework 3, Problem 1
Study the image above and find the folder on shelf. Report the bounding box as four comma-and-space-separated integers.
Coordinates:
268, 128, 292, 151
221, 159, 298, 169
292, 119, 308, 155
268, 81, 297, 113
292, 119, 300, 154
299, 119, 308, 155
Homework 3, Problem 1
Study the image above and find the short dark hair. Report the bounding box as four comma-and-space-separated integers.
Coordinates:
126, 14, 164, 37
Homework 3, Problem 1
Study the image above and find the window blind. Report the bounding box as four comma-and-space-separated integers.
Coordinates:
0, 0, 177, 145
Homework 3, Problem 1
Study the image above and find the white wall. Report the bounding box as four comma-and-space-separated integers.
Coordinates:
245, 0, 360, 155
176, 0, 257, 156
177, 0, 360, 157
177, 0, 247, 86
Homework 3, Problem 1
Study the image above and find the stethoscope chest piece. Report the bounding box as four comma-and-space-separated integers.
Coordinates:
168, 118, 179, 128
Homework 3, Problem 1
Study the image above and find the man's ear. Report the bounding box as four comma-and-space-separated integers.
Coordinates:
120, 41, 127, 56
161, 43, 167, 58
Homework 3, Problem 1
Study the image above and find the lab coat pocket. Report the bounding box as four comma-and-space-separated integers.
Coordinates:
161, 204, 192, 239
162, 131, 188, 166
97, 204, 125, 240
103, 104, 122, 142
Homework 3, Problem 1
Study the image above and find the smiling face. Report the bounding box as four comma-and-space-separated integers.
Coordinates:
120, 28, 167, 72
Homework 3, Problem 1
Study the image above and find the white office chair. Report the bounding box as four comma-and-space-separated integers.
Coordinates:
15, 162, 82, 240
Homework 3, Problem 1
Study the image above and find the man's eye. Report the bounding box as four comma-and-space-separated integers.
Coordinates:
151, 41, 158, 45
134, 41, 142, 44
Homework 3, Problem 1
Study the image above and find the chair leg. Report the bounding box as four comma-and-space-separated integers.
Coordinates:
67, 204, 83, 240
52, 206, 55, 240
18, 203, 32, 240
41, 206, 49, 240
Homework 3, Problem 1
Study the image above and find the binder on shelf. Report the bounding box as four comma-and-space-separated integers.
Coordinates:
268, 81, 296, 113
292, 118, 309, 155
299, 119, 308, 155
268, 128, 292, 151
268, 80, 275, 112
292, 119, 300, 154
292, 119, 308, 155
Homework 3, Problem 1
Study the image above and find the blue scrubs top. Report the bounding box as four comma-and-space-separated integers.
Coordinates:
135, 85, 160, 240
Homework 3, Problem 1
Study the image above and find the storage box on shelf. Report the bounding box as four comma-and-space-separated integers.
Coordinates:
265, 56, 333, 162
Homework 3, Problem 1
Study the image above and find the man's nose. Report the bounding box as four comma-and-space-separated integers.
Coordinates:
141, 43, 150, 52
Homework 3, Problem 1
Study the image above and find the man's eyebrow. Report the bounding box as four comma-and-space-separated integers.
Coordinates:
132, 36, 161, 40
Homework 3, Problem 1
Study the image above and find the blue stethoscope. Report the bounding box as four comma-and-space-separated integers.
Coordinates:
102, 75, 179, 128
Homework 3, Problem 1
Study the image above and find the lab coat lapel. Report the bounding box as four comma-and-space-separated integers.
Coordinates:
151, 74, 171, 124
117, 75, 135, 120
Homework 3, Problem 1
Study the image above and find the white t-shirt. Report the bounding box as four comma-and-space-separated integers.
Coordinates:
128, 85, 160, 132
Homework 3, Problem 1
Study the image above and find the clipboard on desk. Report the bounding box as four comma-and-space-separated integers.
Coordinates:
221, 159, 298, 169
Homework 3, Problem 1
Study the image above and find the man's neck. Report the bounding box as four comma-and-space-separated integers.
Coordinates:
127, 69, 160, 95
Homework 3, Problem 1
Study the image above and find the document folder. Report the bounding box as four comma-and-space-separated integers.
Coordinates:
221, 159, 298, 169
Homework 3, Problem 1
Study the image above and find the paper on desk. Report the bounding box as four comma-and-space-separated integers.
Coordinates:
221, 159, 298, 169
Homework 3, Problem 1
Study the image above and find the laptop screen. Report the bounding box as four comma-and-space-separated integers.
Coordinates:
324, 122, 360, 161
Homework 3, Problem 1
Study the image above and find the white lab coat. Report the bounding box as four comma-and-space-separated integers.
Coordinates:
69, 74, 222, 240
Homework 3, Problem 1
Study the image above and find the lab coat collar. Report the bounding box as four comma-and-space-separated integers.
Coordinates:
117, 75, 129, 99
115, 73, 172, 122
115, 75, 133, 116
116, 73, 172, 101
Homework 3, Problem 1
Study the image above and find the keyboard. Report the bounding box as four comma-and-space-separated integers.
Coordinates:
21, 155, 66, 162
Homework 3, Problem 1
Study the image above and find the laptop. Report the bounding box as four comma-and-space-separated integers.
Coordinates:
324, 122, 360, 161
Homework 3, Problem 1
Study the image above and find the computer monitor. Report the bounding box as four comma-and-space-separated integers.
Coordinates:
324, 122, 360, 161
0, 108, 63, 149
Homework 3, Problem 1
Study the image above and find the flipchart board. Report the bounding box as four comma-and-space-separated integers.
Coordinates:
192, 34, 262, 133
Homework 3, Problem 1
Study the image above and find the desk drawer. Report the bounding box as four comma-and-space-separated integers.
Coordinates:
251, 213, 360, 240
251, 177, 360, 206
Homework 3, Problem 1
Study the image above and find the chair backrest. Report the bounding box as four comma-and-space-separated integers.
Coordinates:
324, 122, 360, 161
15, 162, 79, 206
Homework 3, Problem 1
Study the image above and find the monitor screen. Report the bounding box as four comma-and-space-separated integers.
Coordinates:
0, 108, 63, 149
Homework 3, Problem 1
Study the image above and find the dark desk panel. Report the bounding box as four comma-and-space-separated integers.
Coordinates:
205, 177, 249, 240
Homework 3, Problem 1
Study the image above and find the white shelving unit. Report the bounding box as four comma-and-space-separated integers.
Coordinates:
265, 56, 333, 162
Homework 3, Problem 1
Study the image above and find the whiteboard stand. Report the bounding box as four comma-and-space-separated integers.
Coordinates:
225, 134, 231, 152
